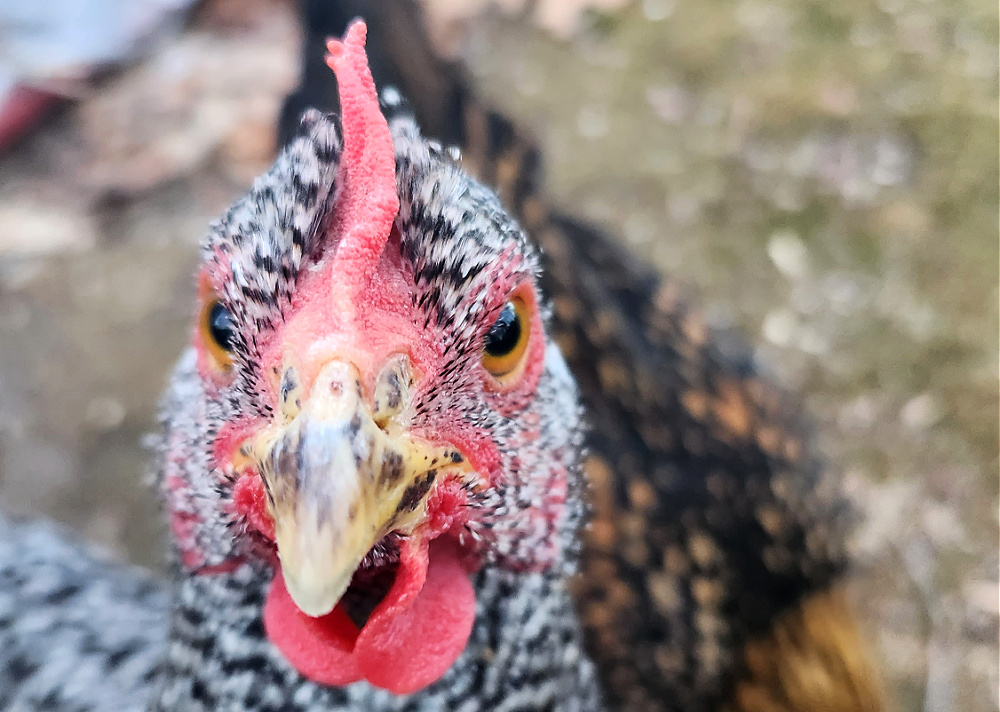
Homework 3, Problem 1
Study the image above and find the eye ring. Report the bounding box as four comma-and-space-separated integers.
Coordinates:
200, 298, 236, 370
482, 297, 530, 381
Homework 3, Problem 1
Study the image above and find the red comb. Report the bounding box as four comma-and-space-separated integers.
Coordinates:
324, 21, 398, 298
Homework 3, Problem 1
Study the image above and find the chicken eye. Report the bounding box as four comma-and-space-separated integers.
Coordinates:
208, 302, 236, 350
200, 299, 236, 370
482, 298, 530, 380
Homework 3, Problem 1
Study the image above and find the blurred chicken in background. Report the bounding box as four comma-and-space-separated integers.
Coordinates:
0, 0, 197, 151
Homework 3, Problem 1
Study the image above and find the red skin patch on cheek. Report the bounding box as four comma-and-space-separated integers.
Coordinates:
162, 469, 206, 569
180, 551, 204, 570
216, 420, 278, 542
422, 479, 469, 538
442, 424, 502, 482
233, 472, 276, 542
536, 471, 568, 564
213, 420, 260, 468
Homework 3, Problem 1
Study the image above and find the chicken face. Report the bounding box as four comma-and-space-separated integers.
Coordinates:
155, 23, 585, 695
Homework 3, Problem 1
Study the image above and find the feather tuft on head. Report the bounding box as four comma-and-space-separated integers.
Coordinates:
324, 21, 399, 300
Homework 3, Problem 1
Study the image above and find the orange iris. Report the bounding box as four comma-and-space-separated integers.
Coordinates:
481, 297, 531, 381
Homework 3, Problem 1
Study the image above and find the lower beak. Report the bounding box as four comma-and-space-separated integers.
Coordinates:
252, 359, 466, 617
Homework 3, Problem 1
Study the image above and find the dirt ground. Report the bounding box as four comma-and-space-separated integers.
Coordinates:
0, 1, 996, 710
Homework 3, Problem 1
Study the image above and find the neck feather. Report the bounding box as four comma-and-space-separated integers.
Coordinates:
150, 562, 602, 711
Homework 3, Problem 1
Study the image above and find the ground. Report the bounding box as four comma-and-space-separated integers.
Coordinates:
0, 1, 995, 711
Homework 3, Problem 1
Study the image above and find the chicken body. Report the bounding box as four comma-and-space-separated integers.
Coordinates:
152, 544, 599, 711
0, 519, 166, 711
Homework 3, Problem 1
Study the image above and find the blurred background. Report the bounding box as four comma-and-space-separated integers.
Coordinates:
0, 0, 996, 710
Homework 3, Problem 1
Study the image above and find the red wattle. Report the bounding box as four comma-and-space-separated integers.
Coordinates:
264, 578, 362, 687
264, 539, 476, 694
356, 539, 476, 694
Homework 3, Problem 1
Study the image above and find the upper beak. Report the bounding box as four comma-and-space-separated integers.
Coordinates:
251, 358, 467, 617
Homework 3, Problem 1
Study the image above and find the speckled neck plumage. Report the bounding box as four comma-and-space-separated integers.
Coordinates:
151, 562, 600, 711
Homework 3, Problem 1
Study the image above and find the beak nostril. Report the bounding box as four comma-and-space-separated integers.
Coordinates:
280, 366, 303, 420
372, 355, 411, 428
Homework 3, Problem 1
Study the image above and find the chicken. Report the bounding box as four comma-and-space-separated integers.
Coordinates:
3, 23, 594, 711
0, 14, 884, 712
280, 3, 888, 712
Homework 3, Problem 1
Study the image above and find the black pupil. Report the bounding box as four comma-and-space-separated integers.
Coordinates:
208, 302, 236, 352
484, 302, 521, 357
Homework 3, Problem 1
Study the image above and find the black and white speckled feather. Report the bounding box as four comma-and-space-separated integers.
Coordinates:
0, 518, 167, 712
203, 110, 342, 418
150, 561, 599, 711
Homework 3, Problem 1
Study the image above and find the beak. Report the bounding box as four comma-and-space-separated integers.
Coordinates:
251, 358, 467, 617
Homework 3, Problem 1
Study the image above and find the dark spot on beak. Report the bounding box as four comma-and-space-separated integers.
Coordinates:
272, 431, 304, 494
397, 470, 437, 513
381, 451, 405, 486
